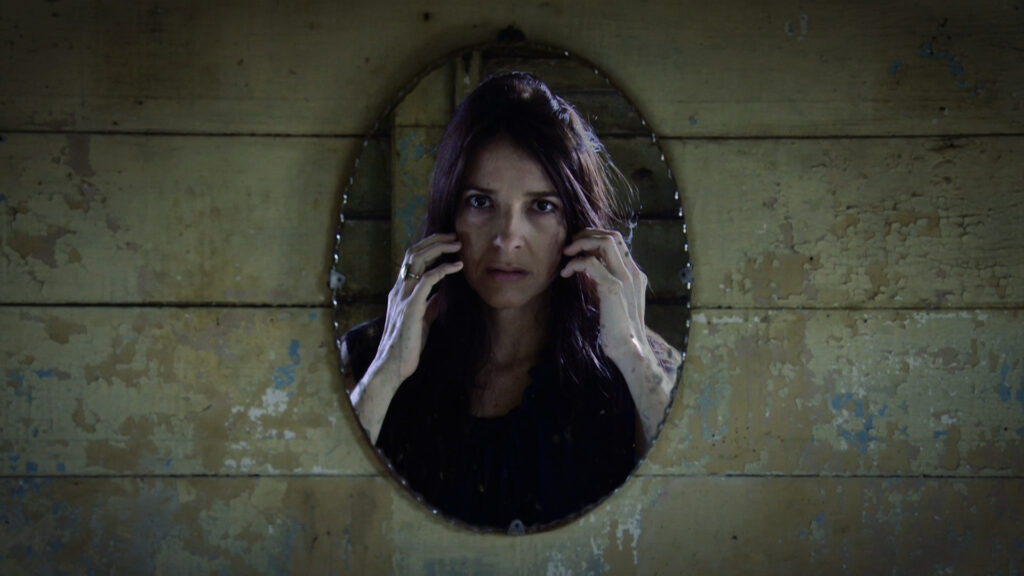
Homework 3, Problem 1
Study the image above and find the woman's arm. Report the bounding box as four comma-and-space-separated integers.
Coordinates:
609, 329, 682, 451
345, 339, 406, 445
561, 228, 683, 449
345, 233, 463, 444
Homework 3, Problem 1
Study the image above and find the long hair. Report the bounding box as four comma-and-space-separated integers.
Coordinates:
423, 71, 632, 406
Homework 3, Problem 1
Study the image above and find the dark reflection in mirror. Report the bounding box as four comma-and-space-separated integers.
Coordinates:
330, 43, 691, 534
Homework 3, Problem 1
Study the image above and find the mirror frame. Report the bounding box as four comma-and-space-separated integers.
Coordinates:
328, 38, 693, 534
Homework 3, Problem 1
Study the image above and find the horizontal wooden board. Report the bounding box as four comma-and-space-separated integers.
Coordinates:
0, 476, 1020, 575
4, 134, 1020, 307
3, 308, 1020, 478
0, 133, 356, 304
1, 306, 384, 477
1, 0, 1021, 136
653, 309, 1024, 476
673, 136, 1024, 308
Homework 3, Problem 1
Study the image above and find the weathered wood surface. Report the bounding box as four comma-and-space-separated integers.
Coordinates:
0, 306, 382, 477
675, 136, 1024, 308
2, 476, 1020, 575
0, 133, 356, 304
4, 308, 1020, 478
2, 0, 1023, 571
658, 308, 1024, 476
2, 0, 1022, 137
6, 134, 1022, 307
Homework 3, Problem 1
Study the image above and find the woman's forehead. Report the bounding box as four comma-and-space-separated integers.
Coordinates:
463, 138, 555, 194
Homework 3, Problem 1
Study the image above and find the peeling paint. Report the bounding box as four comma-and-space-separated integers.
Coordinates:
830, 393, 876, 455
6, 225, 75, 267
62, 134, 95, 177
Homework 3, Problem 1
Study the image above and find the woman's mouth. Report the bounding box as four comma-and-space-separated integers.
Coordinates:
486, 266, 528, 282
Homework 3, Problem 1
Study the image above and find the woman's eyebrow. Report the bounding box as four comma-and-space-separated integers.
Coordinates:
461, 187, 557, 198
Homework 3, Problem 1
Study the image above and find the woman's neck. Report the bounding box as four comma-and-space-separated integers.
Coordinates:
484, 300, 548, 368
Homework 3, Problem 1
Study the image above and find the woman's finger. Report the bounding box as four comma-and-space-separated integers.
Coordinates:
563, 233, 633, 287
561, 254, 633, 331
560, 254, 620, 290
409, 260, 464, 303
399, 237, 461, 289
407, 232, 458, 258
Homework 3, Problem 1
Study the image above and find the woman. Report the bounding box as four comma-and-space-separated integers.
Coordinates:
342, 72, 680, 531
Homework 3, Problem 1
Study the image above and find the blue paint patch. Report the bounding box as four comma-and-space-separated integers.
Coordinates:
56, 462, 66, 473
12, 478, 54, 502
919, 42, 961, 74
814, 515, 824, 527
879, 403, 889, 417
933, 430, 949, 440
888, 61, 904, 75
47, 537, 65, 554
1017, 427, 1024, 439
308, 312, 318, 321
395, 133, 437, 169
0, 194, 7, 203
8, 372, 33, 401
273, 340, 302, 390
164, 458, 173, 469
413, 142, 435, 161
832, 394, 876, 454
689, 116, 699, 126
799, 529, 807, 539
698, 381, 728, 442
831, 393, 866, 418
34, 369, 54, 379
26, 461, 38, 474
8, 454, 21, 473
917, 40, 979, 94
998, 386, 1012, 402
997, 364, 1012, 402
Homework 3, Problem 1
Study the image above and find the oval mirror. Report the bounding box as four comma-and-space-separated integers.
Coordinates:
329, 40, 691, 533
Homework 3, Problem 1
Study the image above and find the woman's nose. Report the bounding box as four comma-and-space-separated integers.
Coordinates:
492, 208, 525, 250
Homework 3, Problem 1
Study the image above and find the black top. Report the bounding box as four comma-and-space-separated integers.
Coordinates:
344, 317, 638, 531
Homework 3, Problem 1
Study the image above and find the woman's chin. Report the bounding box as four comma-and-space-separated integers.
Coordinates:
479, 295, 532, 310
475, 288, 548, 312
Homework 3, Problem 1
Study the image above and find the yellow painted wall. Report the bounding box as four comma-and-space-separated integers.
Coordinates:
2, 0, 1022, 573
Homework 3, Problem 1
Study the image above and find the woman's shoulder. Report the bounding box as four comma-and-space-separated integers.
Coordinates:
340, 315, 386, 382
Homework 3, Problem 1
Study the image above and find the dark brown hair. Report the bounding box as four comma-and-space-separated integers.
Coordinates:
423, 71, 632, 400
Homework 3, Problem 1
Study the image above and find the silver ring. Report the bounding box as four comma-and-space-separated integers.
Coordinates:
400, 263, 422, 281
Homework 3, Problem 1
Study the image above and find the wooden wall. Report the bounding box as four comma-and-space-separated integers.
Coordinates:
2, 0, 1023, 573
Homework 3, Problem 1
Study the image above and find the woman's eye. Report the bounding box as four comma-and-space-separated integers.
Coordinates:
466, 195, 491, 209
534, 199, 559, 213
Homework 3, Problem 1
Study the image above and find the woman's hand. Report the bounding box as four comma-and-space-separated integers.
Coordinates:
380, 233, 464, 381
349, 233, 462, 443
560, 228, 649, 364
560, 228, 678, 449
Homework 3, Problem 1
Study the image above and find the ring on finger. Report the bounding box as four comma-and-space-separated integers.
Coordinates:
400, 262, 422, 281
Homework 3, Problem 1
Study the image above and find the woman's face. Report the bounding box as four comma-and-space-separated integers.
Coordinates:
455, 138, 568, 312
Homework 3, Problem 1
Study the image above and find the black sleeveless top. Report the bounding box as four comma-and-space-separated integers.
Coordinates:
344, 317, 638, 531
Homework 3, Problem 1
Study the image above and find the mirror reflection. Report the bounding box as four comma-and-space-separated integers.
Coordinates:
331, 44, 691, 533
